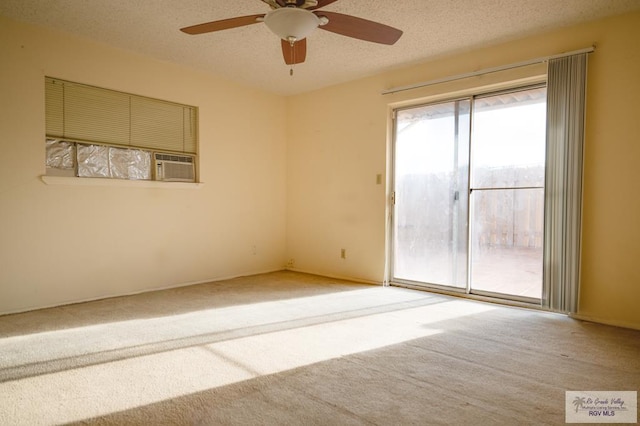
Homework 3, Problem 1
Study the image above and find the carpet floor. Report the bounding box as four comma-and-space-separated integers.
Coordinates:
0, 271, 638, 425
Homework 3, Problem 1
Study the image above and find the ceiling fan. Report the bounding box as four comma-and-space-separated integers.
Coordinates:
180, 0, 403, 70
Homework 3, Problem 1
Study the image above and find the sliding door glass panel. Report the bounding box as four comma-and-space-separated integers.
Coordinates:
393, 100, 470, 288
471, 188, 544, 298
470, 87, 546, 299
471, 87, 547, 189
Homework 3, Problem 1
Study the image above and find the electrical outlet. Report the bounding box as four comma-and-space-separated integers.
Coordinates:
340, 248, 346, 259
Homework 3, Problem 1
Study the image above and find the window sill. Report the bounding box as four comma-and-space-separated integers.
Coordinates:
41, 175, 203, 189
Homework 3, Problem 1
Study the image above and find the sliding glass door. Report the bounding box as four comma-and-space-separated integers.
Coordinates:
392, 86, 546, 302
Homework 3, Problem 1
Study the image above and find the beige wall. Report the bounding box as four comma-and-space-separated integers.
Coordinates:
0, 16, 287, 313
287, 12, 640, 329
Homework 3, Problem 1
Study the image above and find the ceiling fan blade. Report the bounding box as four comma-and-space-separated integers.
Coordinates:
180, 14, 265, 35
315, 11, 402, 45
308, 0, 340, 10
281, 38, 307, 65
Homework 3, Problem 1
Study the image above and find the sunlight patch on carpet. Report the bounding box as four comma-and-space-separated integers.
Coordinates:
0, 292, 496, 424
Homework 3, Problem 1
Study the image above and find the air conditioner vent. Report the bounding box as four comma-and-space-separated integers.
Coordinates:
155, 153, 193, 163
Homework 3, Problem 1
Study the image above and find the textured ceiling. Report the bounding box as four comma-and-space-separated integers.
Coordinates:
2, 0, 640, 95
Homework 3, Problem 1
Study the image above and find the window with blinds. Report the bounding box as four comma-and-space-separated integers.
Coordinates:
45, 77, 198, 182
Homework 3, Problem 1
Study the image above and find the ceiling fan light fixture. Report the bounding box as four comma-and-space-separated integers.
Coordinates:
264, 8, 320, 41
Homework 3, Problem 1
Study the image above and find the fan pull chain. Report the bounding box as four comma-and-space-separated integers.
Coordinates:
287, 36, 297, 76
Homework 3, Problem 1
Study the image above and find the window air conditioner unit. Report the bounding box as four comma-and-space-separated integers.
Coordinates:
154, 153, 195, 182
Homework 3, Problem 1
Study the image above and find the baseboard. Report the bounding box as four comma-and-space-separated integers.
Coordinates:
570, 313, 640, 331
284, 267, 381, 286
0, 267, 285, 317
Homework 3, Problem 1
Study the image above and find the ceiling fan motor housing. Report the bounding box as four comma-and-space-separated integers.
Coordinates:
282, 0, 318, 8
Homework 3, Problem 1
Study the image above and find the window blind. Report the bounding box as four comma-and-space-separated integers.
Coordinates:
45, 77, 198, 155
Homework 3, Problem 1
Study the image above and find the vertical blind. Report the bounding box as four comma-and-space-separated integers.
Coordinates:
543, 53, 588, 314
45, 77, 198, 155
